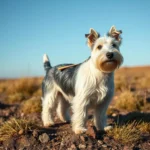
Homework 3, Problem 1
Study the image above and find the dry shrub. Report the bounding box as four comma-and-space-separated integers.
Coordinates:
115, 75, 130, 92
6, 93, 25, 104
115, 66, 150, 91
136, 76, 150, 89
33, 88, 42, 96
2, 78, 43, 104
115, 91, 144, 111
137, 122, 150, 133
20, 96, 42, 114
6, 78, 42, 97
0, 81, 8, 93
107, 121, 141, 144
0, 118, 37, 141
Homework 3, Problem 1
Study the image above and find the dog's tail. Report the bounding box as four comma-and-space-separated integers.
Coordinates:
43, 54, 52, 72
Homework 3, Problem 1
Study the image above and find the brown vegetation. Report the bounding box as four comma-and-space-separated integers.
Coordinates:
0, 66, 150, 149
0, 118, 37, 142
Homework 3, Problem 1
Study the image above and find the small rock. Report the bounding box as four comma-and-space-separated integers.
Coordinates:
112, 113, 117, 117
87, 145, 93, 149
80, 135, 85, 142
98, 140, 103, 145
102, 144, 107, 148
32, 129, 39, 137
18, 129, 24, 135
103, 136, 110, 143
60, 140, 65, 146
86, 125, 97, 139
123, 146, 130, 150
104, 125, 113, 131
16, 136, 30, 149
79, 144, 86, 149
71, 144, 76, 149
39, 133, 50, 143
3, 138, 15, 149
21, 113, 24, 117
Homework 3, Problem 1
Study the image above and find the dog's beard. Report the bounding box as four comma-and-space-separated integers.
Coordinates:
95, 51, 123, 73
99, 60, 118, 73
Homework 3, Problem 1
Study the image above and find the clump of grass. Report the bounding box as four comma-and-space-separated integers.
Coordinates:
136, 76, 150, 89
107, 121, 141, 144
6, 93, 25, 104
115, 91, 144, 111
3, 78, 42, 104
137, 122, 150, 133
6, 78, 42, 97
0, 118, 37, 141
115, 75, 130, 92
0, 81, 8, 93
20, 96, 42, 114
33, 88, 42, 96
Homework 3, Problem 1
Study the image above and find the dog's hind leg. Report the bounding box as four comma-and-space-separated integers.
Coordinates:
56, 93, 70, 123
41, 88, 58, 127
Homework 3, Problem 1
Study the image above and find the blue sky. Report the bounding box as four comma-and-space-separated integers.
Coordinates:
0, 0, 150, 78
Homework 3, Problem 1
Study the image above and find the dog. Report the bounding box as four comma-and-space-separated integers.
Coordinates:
41, 26, 123, 134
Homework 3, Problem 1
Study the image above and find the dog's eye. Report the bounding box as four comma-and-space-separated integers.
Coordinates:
112, 43, 117, 48
97, 45, 102, 50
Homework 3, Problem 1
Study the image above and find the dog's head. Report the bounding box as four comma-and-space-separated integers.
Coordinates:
85, 26, 123, 73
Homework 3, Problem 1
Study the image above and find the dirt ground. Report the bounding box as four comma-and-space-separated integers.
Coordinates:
0, 66, 150, 150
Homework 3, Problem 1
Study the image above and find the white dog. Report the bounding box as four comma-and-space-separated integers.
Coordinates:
41, 26, 123, 134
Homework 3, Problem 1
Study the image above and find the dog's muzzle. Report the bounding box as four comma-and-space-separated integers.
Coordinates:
100, 59, 118, 73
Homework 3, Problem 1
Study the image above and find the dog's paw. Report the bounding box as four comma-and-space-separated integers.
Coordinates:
74, 127, 87, 134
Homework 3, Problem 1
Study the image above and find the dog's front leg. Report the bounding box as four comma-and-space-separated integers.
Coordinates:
93, 97, 112, 131
71, 96, 89, 134
93, 104, 107, 131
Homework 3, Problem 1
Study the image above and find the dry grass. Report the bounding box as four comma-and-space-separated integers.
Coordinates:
107, 121, 141, 144
0, 80, 8, 93
115, 66, 150, 91
137, 122, 150, 133
6, 78, 42, 96
115, 75, 130, 92
108, 121, 150, 144
0, 118, 37, 142
6, 93, 25, 104
115, 90, 144, 111
0, 78, 43, 104
20, 96, 42, 114
0, 67, 150, 145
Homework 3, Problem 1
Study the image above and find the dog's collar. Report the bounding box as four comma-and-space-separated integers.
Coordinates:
57, 64, 79, 71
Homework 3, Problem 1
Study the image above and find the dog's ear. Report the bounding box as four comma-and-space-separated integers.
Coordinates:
108, 26, 122, 41
85, 28, 100, 48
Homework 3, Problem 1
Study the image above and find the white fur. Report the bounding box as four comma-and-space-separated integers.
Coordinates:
42, 86, 58, 126
42, 82, 72, 126
42, 58, 114, 133
42, 27, 123, 134
43, 54, 49, 63
71, 59, 114, 133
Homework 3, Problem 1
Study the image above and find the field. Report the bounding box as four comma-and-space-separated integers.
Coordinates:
0, 66, 150, 150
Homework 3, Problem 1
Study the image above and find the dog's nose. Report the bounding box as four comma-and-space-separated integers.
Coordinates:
106, 52, 114, 59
